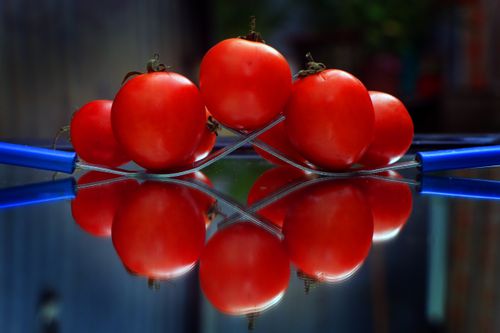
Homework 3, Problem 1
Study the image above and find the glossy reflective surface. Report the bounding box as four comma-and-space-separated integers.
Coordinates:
0, 148, 499, 333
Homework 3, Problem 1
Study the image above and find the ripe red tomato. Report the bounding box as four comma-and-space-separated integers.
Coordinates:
253, 122, 308, 166
285, 69, 374, 170
112, 181, 206, 280
283, 180, 373, 282
359, 91, 414, 167
178, 171, 216, 228
199, 222, 290, 315
112, 72, 206, 170
247, 166, 310, 228
199, 38, 292, 130
355, 171, 413, 242
71, 171, 138, 237
70, 100, 129, 167
183, 110, 217, 165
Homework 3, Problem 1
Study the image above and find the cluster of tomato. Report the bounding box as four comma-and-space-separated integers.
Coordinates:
71, 166, 413, 319
69, 21, 413, 172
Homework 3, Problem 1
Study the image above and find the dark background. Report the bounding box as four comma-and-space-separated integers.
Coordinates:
0, 0, 499, 140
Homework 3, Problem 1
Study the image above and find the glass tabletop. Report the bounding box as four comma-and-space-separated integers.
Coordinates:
0, 144, 499, 333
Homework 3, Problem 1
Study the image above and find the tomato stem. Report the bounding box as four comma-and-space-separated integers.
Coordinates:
246, 312, 260, 330
121, 54, 171, 85
52, 125, 70, 149
239, 15, 265, 43
207, 116, 221, 136
148, 278, 161, 290
296, 52, 326, 78
296, 270, 319, 294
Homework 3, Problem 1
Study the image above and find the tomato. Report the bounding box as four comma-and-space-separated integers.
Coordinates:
355, 171, 413, 242
183, 110, 217, 165
112, 71, 206, 170
178, 171, 217, 228
285, 68, 375, 170
199, 222, 290, 316
247, 166, 310, 228
199, 38, 292, 130
253, 122, 308, 166
70, 100, 129, 167
359, 91, 414, 167
71, 171, 138, 237
112, 181, 206, 280
283, 180, 373, 282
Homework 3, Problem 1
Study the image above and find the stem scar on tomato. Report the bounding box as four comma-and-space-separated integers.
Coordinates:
295, 52, 326, 78
121, 53, 172, 85
238, 15, 265, 43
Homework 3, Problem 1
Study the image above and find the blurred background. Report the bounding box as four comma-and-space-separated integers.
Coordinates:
0, 0, 499, 140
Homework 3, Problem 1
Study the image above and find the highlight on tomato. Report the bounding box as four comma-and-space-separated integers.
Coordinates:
69, 100, 129, 167
112, 181, 206, 284
253, 122, 308, 166
112, 55, 206, 171
358, 91, 414, 167
285, 53, 374, 170
247, 166, 311, 228
71, 171, 138, 238
283, 179, 373, 285
354, 171, 413, 242
199, 17, 292, 131
199, 222, 290, 321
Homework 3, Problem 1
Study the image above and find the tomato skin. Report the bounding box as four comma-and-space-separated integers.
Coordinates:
253, 122, 308, 166
183, 110, 217, 165
70, 100, 129, 167
354, 171, 413, 242
199, 38, 292, 130
71, 172, 138, 237
285, 69, 375, 170
283, 180, 373, 282
112, 72, 206, 170
178, 171, 216, 228
247, 166, 310, 228
199, 222, 290, 315
112, 181, 206, 280
359, 91, 414, 167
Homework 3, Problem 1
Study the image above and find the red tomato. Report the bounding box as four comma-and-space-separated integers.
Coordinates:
355, 171, 413, 242
253, 122, 308, 166
285, 69, 375, 170
112, 72, 206, 170
178, 171, 217, 228
247, 166, 310, 228
71, 172, 138, 237
199, 38, 292, 130
112, 181, 206, 280
183, 110, 217, 165
283, 180, 373, 282
359, 91, 414, 167
70, 100, 129, 167
199, 222, 290, 316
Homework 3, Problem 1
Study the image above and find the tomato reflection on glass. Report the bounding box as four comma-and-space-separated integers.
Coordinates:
112, 181, 206, 285
247, 166, 311, 228
199, 222, 290, 325
71, 171, 138, 238
355, 171, 413, 242
283, 180, 374, 287
178, 171, 217, 229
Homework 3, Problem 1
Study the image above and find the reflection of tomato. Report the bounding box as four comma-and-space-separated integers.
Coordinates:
253, 122, 308, 166
112, 181, 206, 280
285, 69, 374, 170
283, 180, 373, 282
199, 222, 290, 316
200, 38, 292, 130
179, 171, 216, 228
355, 171, 413, 242
71, 172, 138, 237
359, 91, 414, 167
247, 166, 310, 228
